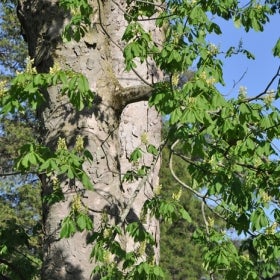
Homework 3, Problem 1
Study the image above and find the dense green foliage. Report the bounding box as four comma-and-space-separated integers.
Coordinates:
0, 176, 41, 279
0, 0, 280, 279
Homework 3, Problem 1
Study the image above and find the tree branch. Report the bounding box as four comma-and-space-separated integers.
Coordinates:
115, 84, 154, 109
0, 171, 39, 178
245, 66, 280, 102
169, 140, 205, 198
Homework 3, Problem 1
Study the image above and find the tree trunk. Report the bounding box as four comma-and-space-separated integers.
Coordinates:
17, 0, 162, 279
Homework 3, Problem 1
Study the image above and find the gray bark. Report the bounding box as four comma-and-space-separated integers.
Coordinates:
17, 0, 162, 279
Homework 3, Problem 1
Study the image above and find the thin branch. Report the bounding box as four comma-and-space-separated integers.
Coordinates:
169, 140, 205, 198
0, 171, 39, 177
169, 142, 230, 221
119, 171, 150, 224
210, 271, 216, 280
201, 199, 209, 235
136, 14, 173, 22
112, 0, 170, 22
226, 68, 247, 96
245, 66, 280, 102
135, 0, 166, 8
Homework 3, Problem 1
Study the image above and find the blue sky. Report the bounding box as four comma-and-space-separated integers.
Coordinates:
208, 14, 280, 98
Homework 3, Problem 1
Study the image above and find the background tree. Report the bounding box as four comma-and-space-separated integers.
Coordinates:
0, 0, 27, 78
0, 1, 42, 279
160, 144, 209, 280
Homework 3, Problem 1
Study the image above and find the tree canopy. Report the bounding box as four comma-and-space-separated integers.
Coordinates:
0, 0, 280, 279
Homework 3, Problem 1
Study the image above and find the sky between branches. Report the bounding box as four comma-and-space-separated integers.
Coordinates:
209, 14, 280, 98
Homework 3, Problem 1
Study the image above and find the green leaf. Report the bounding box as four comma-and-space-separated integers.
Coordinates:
67, 166, 75, 179
137, 165, 150, 177
250, 208, 269, 231
178, 208, 192, 222
126, 222, 146, 242
122, 170, 138, 182
78, 75, 89, 92
60, 217, 76, 238
81, 172, 93, 190
170, 108, 182, 124
28, 152, 38, 165
83, 150, 93, 161
43, 187, 65, 205
272, 38, 280, 57
153, 265, 165, 277
129, 148, 143, 162
76, 213, 93, 231
147, 144, 158, 156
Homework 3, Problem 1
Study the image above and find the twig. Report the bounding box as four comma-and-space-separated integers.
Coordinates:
135, 0, 166, 8
111, 0, 171, 23
201, 199, 209, 235
226, 68, 247, 96
119, 171, 151, 224
0, 171, 39, 177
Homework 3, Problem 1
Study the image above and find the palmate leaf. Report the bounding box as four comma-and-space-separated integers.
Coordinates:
147, 144, 158, 156
76, 213, 93, 231
131, 262, 165, 279
16, 143, 49, 171
126, 222, 155, 243
60, 216, 76, 238
250, 208, 269, 232
129, 147, 143, 162
43, 187, 64, 206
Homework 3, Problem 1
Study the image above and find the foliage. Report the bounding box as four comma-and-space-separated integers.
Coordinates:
1, 0, 280, 279
0, 176, 42, 279
0, 117, 35, 172
0, 1, 27, 78
1, 59, 94, 114
121, 1, 280, 278
0, 2, 42, 279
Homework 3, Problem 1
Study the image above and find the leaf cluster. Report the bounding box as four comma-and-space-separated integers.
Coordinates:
15, 140, 93, 193
59, 0, 93, 42
1, 64, 94, 114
